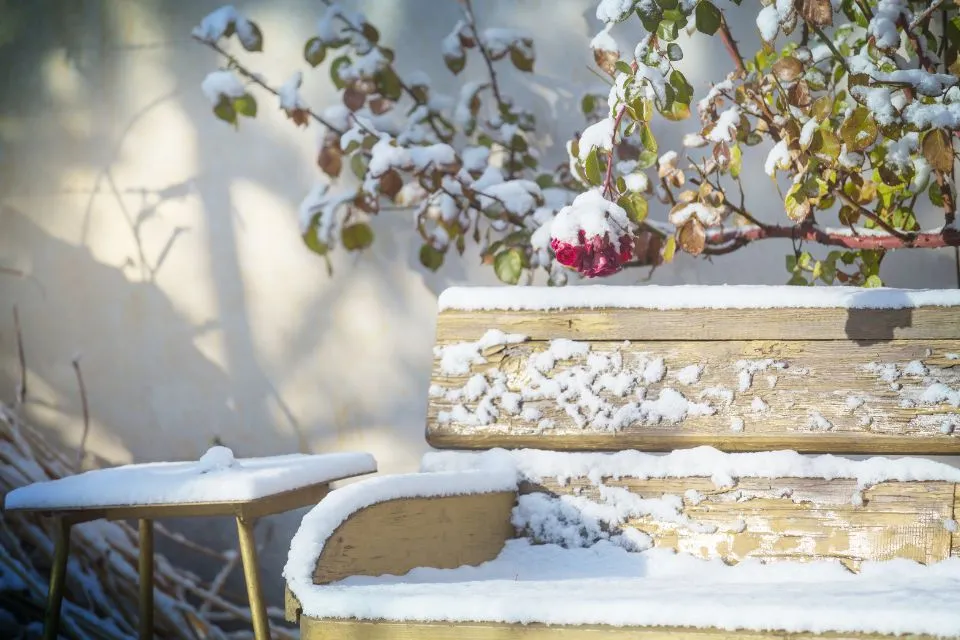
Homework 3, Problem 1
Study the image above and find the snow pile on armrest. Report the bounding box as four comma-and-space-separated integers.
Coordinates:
438, 284, 960, 311
283, 469, 517, 600
421, 446, 960, 489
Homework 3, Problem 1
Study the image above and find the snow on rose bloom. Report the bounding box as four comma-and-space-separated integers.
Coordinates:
548, 189, 635, 278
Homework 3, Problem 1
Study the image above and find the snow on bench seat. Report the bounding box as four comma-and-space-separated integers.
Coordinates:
3, 447, 377, 510
286, 447, 960, 636
293, 538, 960, 637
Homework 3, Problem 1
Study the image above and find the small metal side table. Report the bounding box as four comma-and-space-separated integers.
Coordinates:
3, 450, 377, 640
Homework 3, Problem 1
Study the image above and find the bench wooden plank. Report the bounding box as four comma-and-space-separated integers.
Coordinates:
313, 492, 516, 584
523, 478, 956, 567
300, 618, 940, 639
437, 307, 960, 342
428, 339, 960, 453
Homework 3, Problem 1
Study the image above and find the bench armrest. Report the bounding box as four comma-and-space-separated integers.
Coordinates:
283, 470, 517, 622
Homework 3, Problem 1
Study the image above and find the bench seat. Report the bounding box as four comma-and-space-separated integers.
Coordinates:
293, 538, 960, 637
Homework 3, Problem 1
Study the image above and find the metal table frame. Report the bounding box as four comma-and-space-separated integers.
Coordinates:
9, 479, 346, 640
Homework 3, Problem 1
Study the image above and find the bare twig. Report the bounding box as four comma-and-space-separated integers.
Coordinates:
910, 0, 946, 31
72, 356, 90, 471
193, 36, 344, 135
13, 306, 26, 407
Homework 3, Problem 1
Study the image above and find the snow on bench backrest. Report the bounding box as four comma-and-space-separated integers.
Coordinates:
427, 285, 960, 454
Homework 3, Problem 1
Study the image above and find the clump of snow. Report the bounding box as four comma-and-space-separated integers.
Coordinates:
434, 330, 527, 376
550, 189, 634, 245
736, 359, 787, 393
201, 70, 245, 104
846, 396, 865, 412
675, 364, 703, 385
730, 416, 745, 432
196, 445, 238, 473
751, 397, 769, 414
944, 519, 959, 533
808, 411, 834, 431
764, 140, 791, 176
514, 486, 713, 552
578, 118, 616, 161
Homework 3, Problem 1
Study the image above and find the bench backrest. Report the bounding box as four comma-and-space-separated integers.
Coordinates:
428, 285, 960, 454
423, 285, 960, 568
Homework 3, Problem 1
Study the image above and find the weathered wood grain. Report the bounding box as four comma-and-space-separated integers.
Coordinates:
300, 618, 942, 640
428, 339, 960, 453
437, 307, 960, 342
313, 492, 516, 584
524, 478, 956, 567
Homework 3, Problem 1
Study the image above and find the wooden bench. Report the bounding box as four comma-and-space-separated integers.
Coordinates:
284, 285, 960, 639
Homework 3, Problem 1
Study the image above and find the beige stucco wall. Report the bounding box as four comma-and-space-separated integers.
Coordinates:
1, 0, 957, 609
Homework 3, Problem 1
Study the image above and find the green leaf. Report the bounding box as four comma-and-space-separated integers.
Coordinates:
581, 94, 596, 115
302, 220, 329, 256
864, 274, 883, 288
233, 93, 257, 118
494, 248, 524, 285
820, 260, 836, 284
785, 254, 798, 272
304, 37, 327, 67
618, 192, 649, 223
638, 122, 658, 153
667, 43, 683, 61
213, 96, 238, 127
729, 144, 742, 178
330, 56, 351, 90
350, 153, 368, 179
376, 67, 403, 101
694, 0, 722, 35
341, 222, 374, 250
636, 150, 659, 169
419, 244, 444, 271
786, 273, 809, 286
584, 148, 603, 186
535, 174, 556, 189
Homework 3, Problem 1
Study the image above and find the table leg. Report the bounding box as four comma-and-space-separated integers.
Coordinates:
236, 516, 270, 640
43, 517, 71, 640
138, 519, 154, 639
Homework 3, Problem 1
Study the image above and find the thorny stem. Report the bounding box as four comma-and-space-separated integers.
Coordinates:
602, 106, 630, 199
717, 14, 746, 74
194, 36, 345, 135
602, 61, 638, 200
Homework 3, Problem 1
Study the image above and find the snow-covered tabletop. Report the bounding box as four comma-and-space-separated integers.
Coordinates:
3, 447, 377, 511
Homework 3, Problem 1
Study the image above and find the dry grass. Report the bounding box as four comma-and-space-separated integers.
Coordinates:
0, 403, 297, 640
